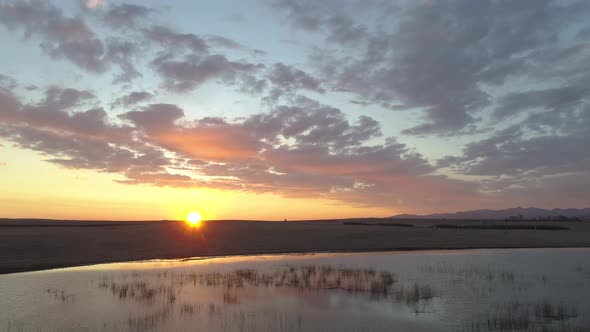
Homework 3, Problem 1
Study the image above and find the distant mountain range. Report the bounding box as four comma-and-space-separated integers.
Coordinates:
392, 207, 590, 220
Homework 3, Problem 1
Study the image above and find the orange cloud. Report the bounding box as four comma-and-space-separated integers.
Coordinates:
153, 125, 262, 161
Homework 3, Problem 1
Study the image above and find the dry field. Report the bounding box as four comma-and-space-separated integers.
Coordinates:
1, 218, 589, 274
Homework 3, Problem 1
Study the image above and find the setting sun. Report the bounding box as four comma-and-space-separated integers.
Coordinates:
186, 212, 203, 227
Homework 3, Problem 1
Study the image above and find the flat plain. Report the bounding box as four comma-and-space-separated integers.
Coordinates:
1, 218, 590, 274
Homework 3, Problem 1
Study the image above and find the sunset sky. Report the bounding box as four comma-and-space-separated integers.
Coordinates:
1, 0, 589, 220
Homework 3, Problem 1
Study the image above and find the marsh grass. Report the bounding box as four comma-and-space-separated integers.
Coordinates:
46, 288, 74, 302
223, 290, 239, 304
395, 283, 435, 305
6, 320, 24, 332
278, 265, 398, 296
180, 303, 200, 316
534, 302, 577, 321
95, 265, 434, 329
421, 264, 517, 283
422, 263, 583, 331
467, 301, 580, 331
91, 263, 587, 331
98, 279, 176, 304
175, 265, 399, 298
128, 307, 171, 331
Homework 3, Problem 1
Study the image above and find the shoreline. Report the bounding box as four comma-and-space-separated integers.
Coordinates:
4, 245, 590, 275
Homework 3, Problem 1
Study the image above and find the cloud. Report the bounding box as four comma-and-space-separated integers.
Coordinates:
327, 173, 485, 211
4, 1, 589, 212
2, 126, 161, 172
44, 86, 95, 108
101, 3, 154, 29
0, 2, 328, 96
437, 100, 590, 206
0, 86, 21, 122
150, 125, 262, 162
206, 35, 266, 56
139, 25, 272, 93
1, 86, 132, 143
262, 142, 433, 180
271, 0, 590, 136
121, 104, 262, 161
112, 91, 154, 109
151, 53, 264, 93
206, 35, 244, 50
244, 96, 380, 150
0, 0, 143, 82
493, 86, 588, 119
1, 80, 484, 211
267, 63, 325, 94
442, 127, 590, 178
83, 0, 105, 9
142, 25, 208, 54
0, 0, 106, 72
0, 85, 173, 184
114, 97, 476, 210
119, 103, 184, 130
0, 74, 17, 89
271, 0, 370, 45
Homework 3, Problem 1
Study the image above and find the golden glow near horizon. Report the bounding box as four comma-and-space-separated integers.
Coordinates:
186, 212, 203, 228
0, 144, 396, 221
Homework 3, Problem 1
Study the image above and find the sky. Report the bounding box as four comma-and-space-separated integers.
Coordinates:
0, 0, 589, 220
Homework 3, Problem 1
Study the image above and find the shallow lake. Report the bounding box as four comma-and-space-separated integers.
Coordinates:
1, 248, 589, 331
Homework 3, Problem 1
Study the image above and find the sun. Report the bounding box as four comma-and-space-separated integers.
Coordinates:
186, 212, 203, 228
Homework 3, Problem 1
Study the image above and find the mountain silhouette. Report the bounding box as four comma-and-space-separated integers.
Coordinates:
392, 207, 590, 220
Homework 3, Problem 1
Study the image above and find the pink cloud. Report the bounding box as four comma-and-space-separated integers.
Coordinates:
154, 126, 262, 161
83, 0, 105, 9
0, 81, 492, 213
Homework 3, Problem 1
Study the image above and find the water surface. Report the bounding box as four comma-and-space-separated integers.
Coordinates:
1, 248, 589, 331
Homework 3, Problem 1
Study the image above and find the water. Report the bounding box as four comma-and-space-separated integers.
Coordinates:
1, 248, 589, 331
